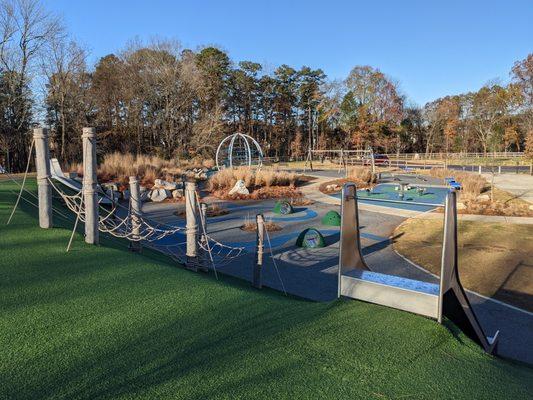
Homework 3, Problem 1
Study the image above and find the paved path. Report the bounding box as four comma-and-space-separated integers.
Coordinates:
482, 173, 533, 204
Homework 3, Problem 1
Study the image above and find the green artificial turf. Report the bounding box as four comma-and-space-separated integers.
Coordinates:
1, 179, 532, 399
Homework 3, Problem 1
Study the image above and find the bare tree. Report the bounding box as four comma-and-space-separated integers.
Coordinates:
0, 0, 62, 171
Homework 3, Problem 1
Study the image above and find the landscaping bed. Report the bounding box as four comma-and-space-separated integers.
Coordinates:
319, 166, 377, 194
208, 167, 305, 200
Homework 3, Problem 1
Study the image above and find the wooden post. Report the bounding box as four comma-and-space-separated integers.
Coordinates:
185, 181, 198, 270
253, 214, 265, 289
33, 128, 52, 229
82, 127, 99, 244
129, 176, 142, 252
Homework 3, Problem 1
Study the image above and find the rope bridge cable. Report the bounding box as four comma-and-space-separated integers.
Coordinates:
6, 139, 35, 225
47, 177, 185, 242
1, 168, 70, 221
264, 227, 287, 296
194, 192, 246, 271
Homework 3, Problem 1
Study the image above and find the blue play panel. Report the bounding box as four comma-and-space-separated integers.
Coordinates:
330, 184, 450, 212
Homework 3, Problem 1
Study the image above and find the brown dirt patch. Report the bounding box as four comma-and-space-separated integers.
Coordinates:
393, 218, 533, 311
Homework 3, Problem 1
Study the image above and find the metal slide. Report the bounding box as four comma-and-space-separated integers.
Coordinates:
338, 183, 499, 354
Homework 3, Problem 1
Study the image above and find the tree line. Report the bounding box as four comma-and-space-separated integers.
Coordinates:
0, 0, 532, 172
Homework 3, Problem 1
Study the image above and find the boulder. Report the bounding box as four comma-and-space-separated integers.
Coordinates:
529, 204, 533, 211
476, 194, 490, 201
153, 179, 178, 191
228, 179, 249, 195
149, 188, 170, 202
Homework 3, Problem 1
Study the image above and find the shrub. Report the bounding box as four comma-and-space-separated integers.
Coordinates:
346, 166, 376, 185
427, 168, 486, 198
208, 167, 298, 191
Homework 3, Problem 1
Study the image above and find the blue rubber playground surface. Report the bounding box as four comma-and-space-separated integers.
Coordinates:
329, 183, 450, 212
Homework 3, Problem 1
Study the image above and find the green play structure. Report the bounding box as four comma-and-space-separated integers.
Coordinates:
321, 210, 341, 226
296, 228, 326, 248
273, 200, 294, 215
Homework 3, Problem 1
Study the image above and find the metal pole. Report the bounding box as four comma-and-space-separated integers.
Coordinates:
33, 128, 52, 229
253, 214, 265, 289
82, 127, 99, 245
129, 176, 141, 252
185, 181, 198, 270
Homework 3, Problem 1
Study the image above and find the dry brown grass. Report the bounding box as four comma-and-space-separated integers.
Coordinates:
425, 168, 486, 198
346, 166, 377, 185
394, 218, 533, 311
67, 153, 215, 188
206, 203, 229, 217
208, 167, 299, 192
95, 153, 185, 187
241, 217, 282, 232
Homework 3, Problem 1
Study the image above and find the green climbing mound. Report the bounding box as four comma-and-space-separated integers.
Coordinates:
273, 200, 294, 215
321, 210, 341, 226
296, 228, 326, 248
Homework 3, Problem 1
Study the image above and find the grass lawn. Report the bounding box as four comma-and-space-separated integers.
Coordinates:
394, 218, 533, 312
1, 179, 532, 399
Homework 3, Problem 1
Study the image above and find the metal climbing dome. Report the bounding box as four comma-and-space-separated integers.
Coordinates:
215, 132, 263, 170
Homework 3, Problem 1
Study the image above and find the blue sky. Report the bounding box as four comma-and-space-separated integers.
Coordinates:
46, 0, 532, 106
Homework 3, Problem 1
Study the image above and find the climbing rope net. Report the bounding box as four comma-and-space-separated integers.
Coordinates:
44, 174, 246, 274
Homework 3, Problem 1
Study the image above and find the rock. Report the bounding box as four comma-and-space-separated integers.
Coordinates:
149, 188, 170, 202
228, 179, 249, 195
529, 205, 533, 211
325, 184, 341, 191
477, 194, 490, 201
153, 179, 177, 191
172, 189, 183, 199
195, 172, 207, 180
457, 202, 467, 210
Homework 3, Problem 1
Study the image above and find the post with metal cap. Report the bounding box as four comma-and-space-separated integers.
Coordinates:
33, 128, 52, 228
129, 176, 142, 252
185, 181, 198, 270
82, 127, 99, 244
253, 214, 265, 289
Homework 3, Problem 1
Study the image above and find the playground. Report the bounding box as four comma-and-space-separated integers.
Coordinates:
1, 129, 533, 399
1, 178, 533, 400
